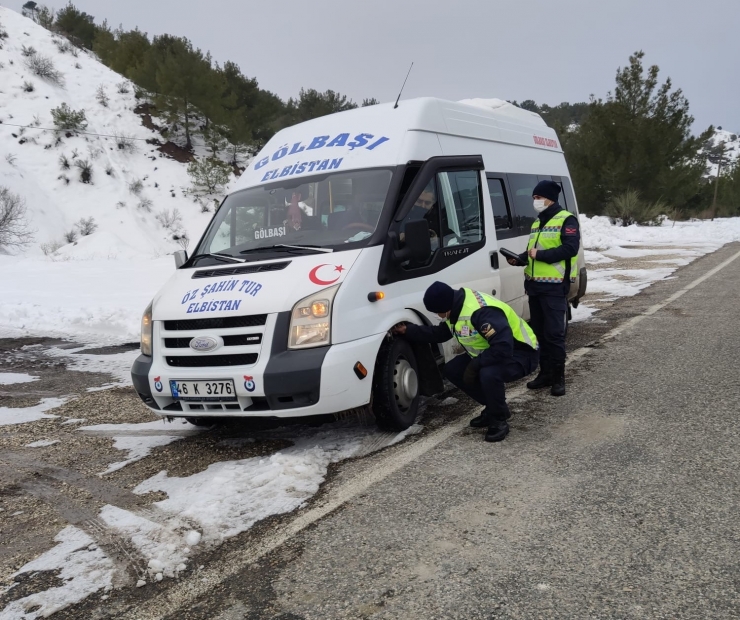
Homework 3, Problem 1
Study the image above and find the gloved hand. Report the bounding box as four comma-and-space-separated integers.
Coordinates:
391, 323, 407, 336
463, 359, 480, 386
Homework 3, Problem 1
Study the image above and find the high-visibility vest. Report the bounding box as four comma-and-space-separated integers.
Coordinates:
524, 209, 578, 284
445, 289, 538, 358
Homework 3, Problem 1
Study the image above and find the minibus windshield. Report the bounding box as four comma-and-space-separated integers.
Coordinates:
193, 168, 393, 261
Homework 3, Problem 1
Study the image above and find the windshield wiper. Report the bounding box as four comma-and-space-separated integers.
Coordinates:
274, 244, 333, 253
190, 252, 246, 264
239, 244, 333, 255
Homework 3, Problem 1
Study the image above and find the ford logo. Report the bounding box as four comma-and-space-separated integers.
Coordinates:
189, 336, 221, 352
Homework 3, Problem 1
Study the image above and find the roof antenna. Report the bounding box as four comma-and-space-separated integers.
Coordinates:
394, 62, 414, 109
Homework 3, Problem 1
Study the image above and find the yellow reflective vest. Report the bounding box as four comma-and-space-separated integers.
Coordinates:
524, 210, 578, 284
445, 289, 539, 358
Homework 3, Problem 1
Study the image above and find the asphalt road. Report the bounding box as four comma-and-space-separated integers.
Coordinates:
150, 242, 740, 620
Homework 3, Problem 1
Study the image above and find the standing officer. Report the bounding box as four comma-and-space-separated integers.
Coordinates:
507, 180, 580, 396
392, 281, 539, 442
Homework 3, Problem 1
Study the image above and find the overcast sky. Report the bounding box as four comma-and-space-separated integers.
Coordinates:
20, 0, 740, 132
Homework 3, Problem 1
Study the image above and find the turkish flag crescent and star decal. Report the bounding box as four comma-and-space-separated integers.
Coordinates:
309, 264, 345, 285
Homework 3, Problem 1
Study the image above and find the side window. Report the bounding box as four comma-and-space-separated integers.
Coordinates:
400, 179, 442, 249
486, 177, 512, 230
437, 170, 483, 247
507, 173, 539, 231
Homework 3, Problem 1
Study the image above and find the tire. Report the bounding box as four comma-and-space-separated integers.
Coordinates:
372, 338, 420, 431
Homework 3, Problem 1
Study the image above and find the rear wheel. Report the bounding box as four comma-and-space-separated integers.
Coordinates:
372, 338, 420, 431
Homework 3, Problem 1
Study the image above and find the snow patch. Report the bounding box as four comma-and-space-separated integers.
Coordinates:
25, 439, 60, 447
0, 397, 66, 427
0, 372, 39, 385
44, 345, 140, 386
79, 419, 200, 474
0, 526, 115, 620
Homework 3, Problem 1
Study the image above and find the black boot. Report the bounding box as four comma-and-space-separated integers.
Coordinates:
485, 420, 510, 443
469, 409, 491, 428
527, 363, 552, 390
550, 363, 565, 396
470, 405, 510, 428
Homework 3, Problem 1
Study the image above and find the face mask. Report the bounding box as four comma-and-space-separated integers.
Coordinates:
533, 199, 548, 213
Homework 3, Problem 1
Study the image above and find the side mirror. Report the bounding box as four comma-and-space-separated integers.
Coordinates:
174, 250, 188, 268
392, 219, 432, 263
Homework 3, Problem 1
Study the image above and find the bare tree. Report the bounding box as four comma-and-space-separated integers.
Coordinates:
0, 187, 34, 248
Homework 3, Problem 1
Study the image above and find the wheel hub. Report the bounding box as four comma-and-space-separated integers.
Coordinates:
393, 357, 418, 410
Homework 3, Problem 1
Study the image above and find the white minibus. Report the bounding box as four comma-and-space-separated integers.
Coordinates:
132, 97, 587, 430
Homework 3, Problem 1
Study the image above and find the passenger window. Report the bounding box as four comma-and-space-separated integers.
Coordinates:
486, 177, 511, 230
437, 170, 483, 247
507, 173, 539, 230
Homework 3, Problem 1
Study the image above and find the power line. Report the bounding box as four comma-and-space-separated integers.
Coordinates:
0, 121, 155, 141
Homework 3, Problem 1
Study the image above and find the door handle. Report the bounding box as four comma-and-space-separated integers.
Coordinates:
490, 252, 499, 270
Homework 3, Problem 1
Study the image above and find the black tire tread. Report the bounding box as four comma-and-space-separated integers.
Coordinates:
372, 338, 419, 432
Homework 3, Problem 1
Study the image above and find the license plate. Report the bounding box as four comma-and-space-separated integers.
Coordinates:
169, 379, 237, 402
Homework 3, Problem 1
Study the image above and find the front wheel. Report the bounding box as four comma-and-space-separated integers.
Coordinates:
372, 338, 420, 431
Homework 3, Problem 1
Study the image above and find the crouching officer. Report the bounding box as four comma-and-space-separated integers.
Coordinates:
392, 281, 539, 442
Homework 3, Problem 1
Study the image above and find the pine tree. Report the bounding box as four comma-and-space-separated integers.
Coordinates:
152, 37, 213, 150
55, 2, 96, 49
565, 51, 713, 214
187, 157, 231, 197
284, 88, 358, 126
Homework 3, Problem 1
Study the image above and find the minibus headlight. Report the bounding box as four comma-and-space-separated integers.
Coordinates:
140, 301, 153, 356
289, 285, 340, 349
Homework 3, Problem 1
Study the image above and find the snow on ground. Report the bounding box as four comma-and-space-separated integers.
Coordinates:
0, 397, 66, 426
0, 256, 174, 345
24, 439, 60, 447
0, 7, 213, 260
0, 372, 38, 385
42, 344, 141, 387
0, 526, 115, 620
79, 419, 200, 474
571, 215, 740, 322
91, 422, 389, 578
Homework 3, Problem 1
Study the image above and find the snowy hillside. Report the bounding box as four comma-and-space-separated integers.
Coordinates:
0, 6, 216, 259
706, 128, 739, 177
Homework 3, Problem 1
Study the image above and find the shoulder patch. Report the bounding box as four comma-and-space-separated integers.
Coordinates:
481, 323, 496, 339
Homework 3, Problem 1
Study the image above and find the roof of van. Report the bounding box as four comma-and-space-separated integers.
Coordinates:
233, 97, 558, 192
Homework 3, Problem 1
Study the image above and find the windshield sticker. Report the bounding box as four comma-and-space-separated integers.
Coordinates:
255, 226, 287, 240
253, 133, 391, 171
309, 264, 345, 286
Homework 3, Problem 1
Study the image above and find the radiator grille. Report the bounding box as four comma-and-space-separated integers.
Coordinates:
165, 353, 258, 368
164, 314, 267, 331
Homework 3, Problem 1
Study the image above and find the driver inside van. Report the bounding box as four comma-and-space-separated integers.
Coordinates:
400, 181, 450, 248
